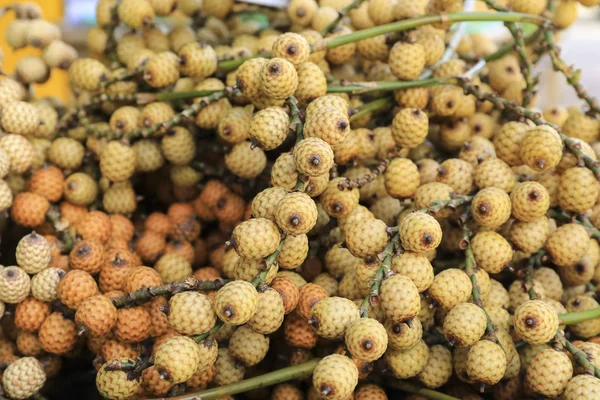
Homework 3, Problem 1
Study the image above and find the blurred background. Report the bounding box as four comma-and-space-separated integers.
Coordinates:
1, 0, 599, 108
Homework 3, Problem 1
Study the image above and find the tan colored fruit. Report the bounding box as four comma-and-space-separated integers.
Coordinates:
228, 325, 269, 366
513, 300, 559, 345
232, 218, 281, 259
344, 318, 387, 362
526, 348, 572, 397
545, 223, 589, 267
384, 158, 420, 199
418, 344, 453, 389
471, 231, 512, 274
214, 348, 245, 386
38, 312, 77, 355
114, 306, 151, 343
467, 340, 506, 385
312, 354, 358, 400
75, 295, 118, 337
399, 212, 442, 253
2, 357, 46, 400
0, 267, 31, 304
169, 292, 216, 335
428, 268, 472, 310
154, 336, 201, 383
225, 141, 267, 179
15, 232, 51, 274
443, 302, 486, 347
563, 374, 600, 400
385, 339, 429, 379
215, 280, 258, 325
389, 42, 425, 80
308, 296, 360, 339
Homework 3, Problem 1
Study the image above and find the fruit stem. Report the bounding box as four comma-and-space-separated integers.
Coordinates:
311, 12, 547, 52
349, 97, 394, 121
104, 4, 120, 69
483, 0, 536, 107
327, 77, 455, 95
358, 233, 398, 318
192, 320, 224, 343
554, 330, 600, 378
559, 307, 600, 325
524, 250, 545, 300
165, 359, 320, 400
417, 195, 473, 216
548, 208, 600, 239
543, 25, 600, 118
461, 214, 499, 344
57, 93, 141, 131
457, 77, 600, 179
150, 89, 223, 103
320, 0, 367, 36
421, 0, 476, 79
110, 276, 228, 308
337, 158, 391, 190
286, 96, 304, 143
390, 380, 461, 400
100, 64, 146, 88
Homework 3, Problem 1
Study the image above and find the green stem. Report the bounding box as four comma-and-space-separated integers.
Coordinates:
560, 308, 600, 325
544, 28, 600, 118
327, 77, 455, 94
110, 277, 227, 308
250, 239, 285, 287
524, 250, 545, 300
320, 0, 367, 36
483, 0, 536, 107
417, 195, 473, 216
312, 12, 546, 52
390, 381, 460, 400
141, 89, 224, 103
164, 359, 320, 400
549, 209, 600, 239
358, 233, 398, 317
192, 320, 224, 343
286, 96, 304, 142
57, 93, 139, 131
101, 66, 144, 89
457, 77, 600, 179
555, 330, 600, 378
349, 97, 394, 121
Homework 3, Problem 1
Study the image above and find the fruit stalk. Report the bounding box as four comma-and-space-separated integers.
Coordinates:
390, 380, 461, 400
421, 0, 476, 79
170, 359, 320, 400
461, 218, 498, 343
554, 330, 600, 378
100, 64, 146, 88
286, 96, 304, 142
320, 0, 367, 36
349, 97, 394, 121
104, 4, 120, 68
417, 195, 473, 216
544, 27, 600, 118
311, 12, 547, 52
337, 158, 391, 190
560, 307, 600, 325
524, 250, 545, 300
57, 93, 141, 131
109, 276, 228, 308
548, 209, 600, 239
358, 233, 398, 317
457, 77, 600, 179
483, 0, 536, 107
327, 78, 455, 95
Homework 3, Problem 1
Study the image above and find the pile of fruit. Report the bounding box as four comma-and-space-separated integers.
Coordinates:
2, 0, 600, 399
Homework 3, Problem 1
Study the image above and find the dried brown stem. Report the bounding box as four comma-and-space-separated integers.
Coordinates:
337, 158, 391, 190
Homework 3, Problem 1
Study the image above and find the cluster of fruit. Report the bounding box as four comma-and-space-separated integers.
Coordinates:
1, 0, 600, 399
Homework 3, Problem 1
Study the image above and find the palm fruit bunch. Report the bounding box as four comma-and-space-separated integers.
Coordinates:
2, 0, 600, 399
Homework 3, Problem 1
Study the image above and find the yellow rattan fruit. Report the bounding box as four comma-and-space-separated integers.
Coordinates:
520, 125, 564, 172
513, 300, 559, 345
471, 231, 512, 274
466, 340, 506, 385
178, 42, 217, 79
391, 108, 429, 149
215, 280, 258, 325
143, 51, 180, 88
259, 58, 299, 100
563, 374, 600, 400
558, 167, 599, 213
168, 291, 216, 335
228, 325, 269, 366
471, 187, 512, 228
545, 223, 589, 267
100, 141, 136, 183
428, 268, 472, 310
154, 336, 201, 383
248, 106, 290, 150
389, 42, 425, 80
308, 296, 360, 339
385, 339, 429, 379
526, 348, 572, 397
225, 141, 267, 179
380, 274, 421, 323
312, 354, 358, 400
118, 0, 154, 28
443, 302, 486, 347
399, 212, 442, 253
2, 357, 46, 400
68, 58, 109, 91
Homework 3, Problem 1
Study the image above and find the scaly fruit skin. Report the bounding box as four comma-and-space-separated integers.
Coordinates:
545, 223, 589, 267
118, 0, 154, 28
565, 295, 600, 338
563, 374, 600, 400
1, 101, 39, 135
510, 181, 550, 222
385, 339, 429, 379
391, 108, 429, 149
389, 42, 425, 80
520, 125, 563, 172
0, 134, 34, 174
0, 266, 31, 304
259, 58, 299, 100
15, 232, 51, 274
399, 212, 442, 253
14, 297, 51, 332
509, 216, 550, 253
308, 296, 360, 339
75, 295, 118, 337
391, 252, 434, 293
225, 141, 267, 179
248, 287, 285, 334
228, 325, 270, 366
2, 357, 46, 400
96, 358, 140, 400
277, 234, 309, 270
471, 187, 512, 228
215, 280, 259, 325
248, 106, 290, 150
232, 218, 281, 259
443, 302, 487, 347
271, 276, 300, 314
312, 354, 359, 400
271, 33, 311, 66
31, 268, 63, 302
344, 318, 388, 362
428, 268, 472, 310
526, 348, 573, 397
513, 300, 559, 345
178, 42, 218, 79
559, 167, 599, 213
471, 231, 512, 274
168, 292, 216, 335
493, 121, 529, 166
384, 158, 420, 199
154, 336, 201, 384
100, 141, 136, 183
467, 340, 506, 385
474, 157, 517, 192
68, 58, 109, 91
418, 344, 452, 389
345, 218, 388, 259
57, 270, 99, 310
380, 274, 420, 323
414, 182, 455, 218
304, 107, 350, 146
321, 178, 360, 218
295, 62, 328, 106
293, 137, 334, 177
144, 51, 180, 88
214, 348, 245, 386
38, 312, 77, 355
48, 137, 84, 170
